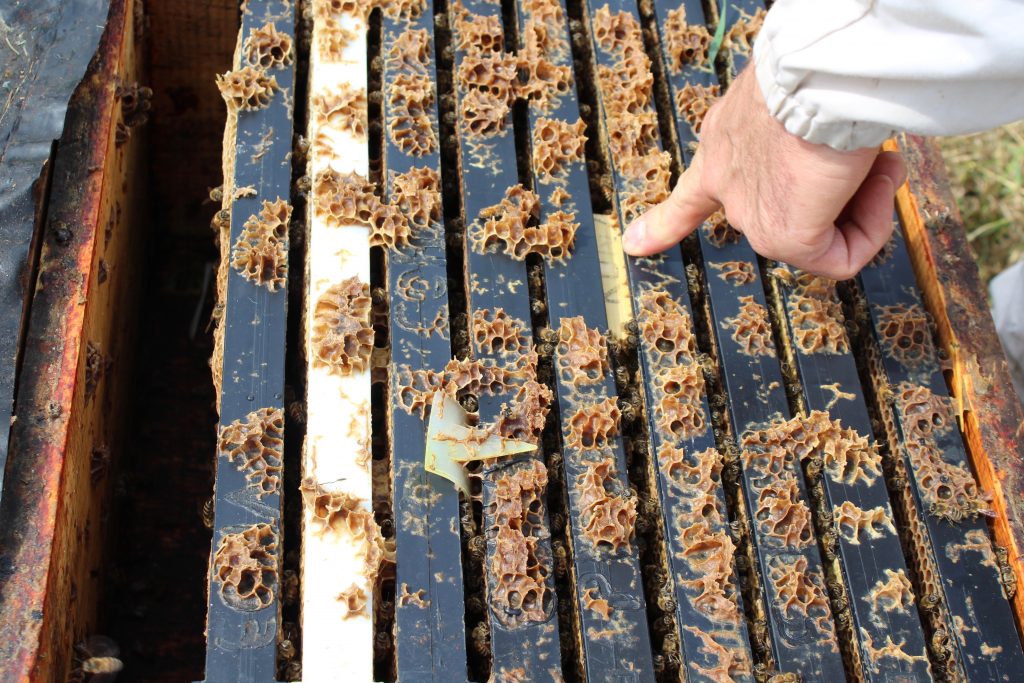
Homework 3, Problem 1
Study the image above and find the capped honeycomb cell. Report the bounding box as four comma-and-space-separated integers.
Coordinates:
314, 84, 368, 139
582, 587, 612, 619
470, 185, 575, 262
535, 210, 579, 262
486, 460, 551, 626
472, 308, 528, 356
368, 200, 413, 250
607, 110, 659, 161
893, 382, 954, 442
311, 277, 374, 376
389, 112, 438, 157
652, 362, 706, 439
865, 569, 915, 613
593, 6, 655, 120
460, 88, 510, 138
576, 457, 637, 552
300, 478, 390, 576
395, 354, 538, 417
216, 66, 278, 111
636, 288, 698, 365
495, 380, 553, 443
592, 5, 641, 53
755, 477, 814, 548
833, 501, 895, 545
859, 629, 928, 673
336, 583, 368, 618
722, 295, 775, 356
744, 410, 881, 486
876, 303, 935, 367
244, 22, 294, 70
659, 445, 721, 498
532, 117, 586, 181
565, 396, 621, 451
314, 0, 372, 22
387, 69, 437, 157
893, 384, 992, 520
767, 555, 836, 644
522, 0, 565, 24
219, 407, 285, 497
458, 52, 519, 104
709, 260, 755, 286
391, 166, 441, 229
723, 8, 766, 57
313, 169, 378, 226
598, 67, 654, 120
678, 522, 739, 620
231, 198, 292, 291
619, 151, 672, 222
675, 83, 719, 134
556, 316, 608, 387
213, 523, 278, 611
388, 27, 432, 71
683, 626, 751, 681
786, 272, 850, 354
702, 210, 740, 247
664, 6, 711, 71
454, 9, 504, 54
517, 18, 572, 108
517, 54, 573, 111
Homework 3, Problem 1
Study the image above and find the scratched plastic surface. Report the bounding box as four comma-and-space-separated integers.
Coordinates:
647, 0, 934, 675
201, 1, 295, 680
517, 0, 657, 678
652, 0, 846, 677
383, 4, 470, 681
450, 0, 564, 676
583, 0, 752, 678
860, 220, 1024, 680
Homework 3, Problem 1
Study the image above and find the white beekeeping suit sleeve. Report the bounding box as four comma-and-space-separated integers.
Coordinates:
754, 0, 1024, 151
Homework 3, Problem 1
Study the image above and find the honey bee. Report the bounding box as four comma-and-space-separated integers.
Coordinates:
73, 635, 123, 681
200, 496, 214, 530
769, 674, 802, 683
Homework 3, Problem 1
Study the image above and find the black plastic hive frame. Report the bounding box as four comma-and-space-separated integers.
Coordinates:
449, 0, 563, 675
649, 0, 846, 676
383, 5, 469, 681
770, 259, 932, 679
859, 220, 1024, 679
649, 0, 934, 676
513, 0, 656, 677
582, 0, 751, 678
201, 1, 295, 680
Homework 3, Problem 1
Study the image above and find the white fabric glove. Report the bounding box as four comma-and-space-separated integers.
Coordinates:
754, 0, 1024, 150
990, 259, 1024, 403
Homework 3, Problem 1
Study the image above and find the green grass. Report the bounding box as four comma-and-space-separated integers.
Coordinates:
938, 122, 1024, 286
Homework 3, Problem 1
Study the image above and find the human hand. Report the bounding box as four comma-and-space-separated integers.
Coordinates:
621, 67, 907, 280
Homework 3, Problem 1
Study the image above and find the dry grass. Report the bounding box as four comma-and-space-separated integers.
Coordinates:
938, 121, 1024, 286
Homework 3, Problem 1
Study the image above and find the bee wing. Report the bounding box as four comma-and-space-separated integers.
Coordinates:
80, 635, 121, 657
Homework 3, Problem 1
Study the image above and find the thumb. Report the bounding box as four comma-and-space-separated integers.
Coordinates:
622, 152, 720, 256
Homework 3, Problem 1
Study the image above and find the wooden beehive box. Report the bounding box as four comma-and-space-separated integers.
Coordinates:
0, 0, 1021, 681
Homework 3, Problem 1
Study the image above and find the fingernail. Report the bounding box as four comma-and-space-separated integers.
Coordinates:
622, 218, 646, 252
